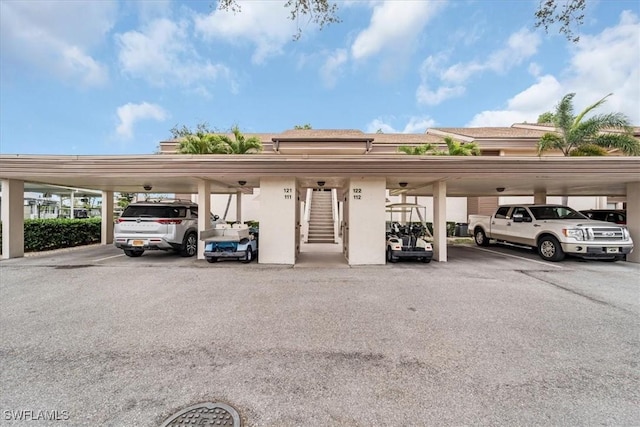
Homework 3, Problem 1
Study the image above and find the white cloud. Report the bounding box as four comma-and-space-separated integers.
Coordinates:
416, 28, 541, 107
194, 2, 295, 64
0, 0, 115, 86
466, 75, 562, 127
116, 18, 231, 91
566, 10, 640, 123
417, 84, 466, 106
366, 116, 436, 133
320, 49, 348, 88
467, 11, 640, 126
351, 1, 445, 60
442, 28, 541, 84
116, 102, 168, 139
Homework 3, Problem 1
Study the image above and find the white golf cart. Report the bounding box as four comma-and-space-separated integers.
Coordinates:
385, 203, 434, 263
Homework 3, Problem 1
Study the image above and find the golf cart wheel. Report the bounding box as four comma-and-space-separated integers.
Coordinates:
241, 249, 253, 264
422, 256, 431, 263
180, 232, 197, 257
124, 249, 143, 257
206, 257, 218, 263
386, 247, 397, 263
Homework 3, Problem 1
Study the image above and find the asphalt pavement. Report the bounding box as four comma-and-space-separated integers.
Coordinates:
1, 244, 639, 426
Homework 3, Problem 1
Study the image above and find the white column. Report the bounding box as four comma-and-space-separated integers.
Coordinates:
1, 179, 25, 259
534, 190, 547, 204
259, 177, 297, 265
626, 182, 640, 264
101, 191, 114, 245
596, 196, 608, 209
70, 191, 75, 218
433, 180, 447, 262
348, 177, 386, 265
236, 191, 242, 223
197, 180, 211, 260
400, 193, 407, 225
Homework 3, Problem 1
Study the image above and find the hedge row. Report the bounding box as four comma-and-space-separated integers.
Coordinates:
0, 218, 101, 253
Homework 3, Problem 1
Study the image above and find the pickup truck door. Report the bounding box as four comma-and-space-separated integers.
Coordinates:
507, 206, 536, 246
490, 206, 511, 241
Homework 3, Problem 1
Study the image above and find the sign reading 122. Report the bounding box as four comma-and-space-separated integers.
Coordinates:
353, 188, 362, 200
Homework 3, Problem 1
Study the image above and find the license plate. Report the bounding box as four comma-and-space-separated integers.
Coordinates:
606, 247, 619, 253
132, 240, 145, 247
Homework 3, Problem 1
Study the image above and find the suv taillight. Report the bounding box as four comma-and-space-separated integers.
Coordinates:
156, 219, 183, 224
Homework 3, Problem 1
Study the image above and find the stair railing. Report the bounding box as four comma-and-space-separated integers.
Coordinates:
332, 188, 339, 243
302, 188, 312, 243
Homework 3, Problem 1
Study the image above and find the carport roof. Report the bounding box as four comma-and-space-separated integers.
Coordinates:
1, 154, 638, 198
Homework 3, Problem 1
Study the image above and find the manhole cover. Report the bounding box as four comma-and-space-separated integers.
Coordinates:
161, 402, 241, 427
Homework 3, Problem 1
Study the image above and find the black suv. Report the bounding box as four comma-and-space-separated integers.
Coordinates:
579, 209, 627, 225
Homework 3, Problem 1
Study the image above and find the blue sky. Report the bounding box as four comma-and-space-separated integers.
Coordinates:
1, 0, 639, 155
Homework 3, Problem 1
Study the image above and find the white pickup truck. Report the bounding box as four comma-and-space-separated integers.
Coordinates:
468, 204, 633, 262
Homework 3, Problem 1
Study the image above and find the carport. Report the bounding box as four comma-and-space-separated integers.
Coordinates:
1, 154, 639, 263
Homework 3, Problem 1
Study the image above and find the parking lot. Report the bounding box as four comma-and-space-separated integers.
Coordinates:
1, 243, 639, 426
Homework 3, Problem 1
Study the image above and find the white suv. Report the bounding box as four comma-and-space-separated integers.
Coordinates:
114, 199, 224, 257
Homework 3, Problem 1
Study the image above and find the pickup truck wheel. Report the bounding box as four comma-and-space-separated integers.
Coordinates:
180, 232, 198, 257
537, 236, 565, 262
386, 247, 398, 263
124, 249, 143, 257
474, 228, 490, 247
241, 249, 253, 263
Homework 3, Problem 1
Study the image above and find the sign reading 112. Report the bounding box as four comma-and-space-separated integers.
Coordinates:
353, 188, 362, 200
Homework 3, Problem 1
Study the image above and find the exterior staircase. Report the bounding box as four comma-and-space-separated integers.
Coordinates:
307, 191, 335, 243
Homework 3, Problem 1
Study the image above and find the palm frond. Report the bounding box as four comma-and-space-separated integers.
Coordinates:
537, 133, 565, 156
397, 144, 435, 155
555, 93, 576, 133
592, 133, 640, 156
573, 93, 612, 127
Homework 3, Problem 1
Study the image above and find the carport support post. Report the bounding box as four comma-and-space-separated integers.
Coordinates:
101, 191, 114, 244
626, 182, 640, 263
197, 181, 211, 260
433, 180, 447, 262
259, 177, 297, 264
236, 190, 242, 223
1, 179, 24, 259
534, 190, 547, 204
348, 177, 386, 265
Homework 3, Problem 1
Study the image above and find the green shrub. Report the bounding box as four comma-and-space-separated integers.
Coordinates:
0, 218, 101, 253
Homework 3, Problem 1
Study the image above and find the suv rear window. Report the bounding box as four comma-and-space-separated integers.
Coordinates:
121, 205, 187, 218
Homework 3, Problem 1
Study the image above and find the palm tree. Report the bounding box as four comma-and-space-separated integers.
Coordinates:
176, 125, 263, 154
398, 137, 480, 156
537, 93, 640, 156
210, 125, 263, 154
398, 143, 438, 155
177, 132, 219, 154
441, 137, 481, 156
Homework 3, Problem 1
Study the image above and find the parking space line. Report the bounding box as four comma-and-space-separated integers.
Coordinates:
93, 254, 125, 262
471, 246, 564, 269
